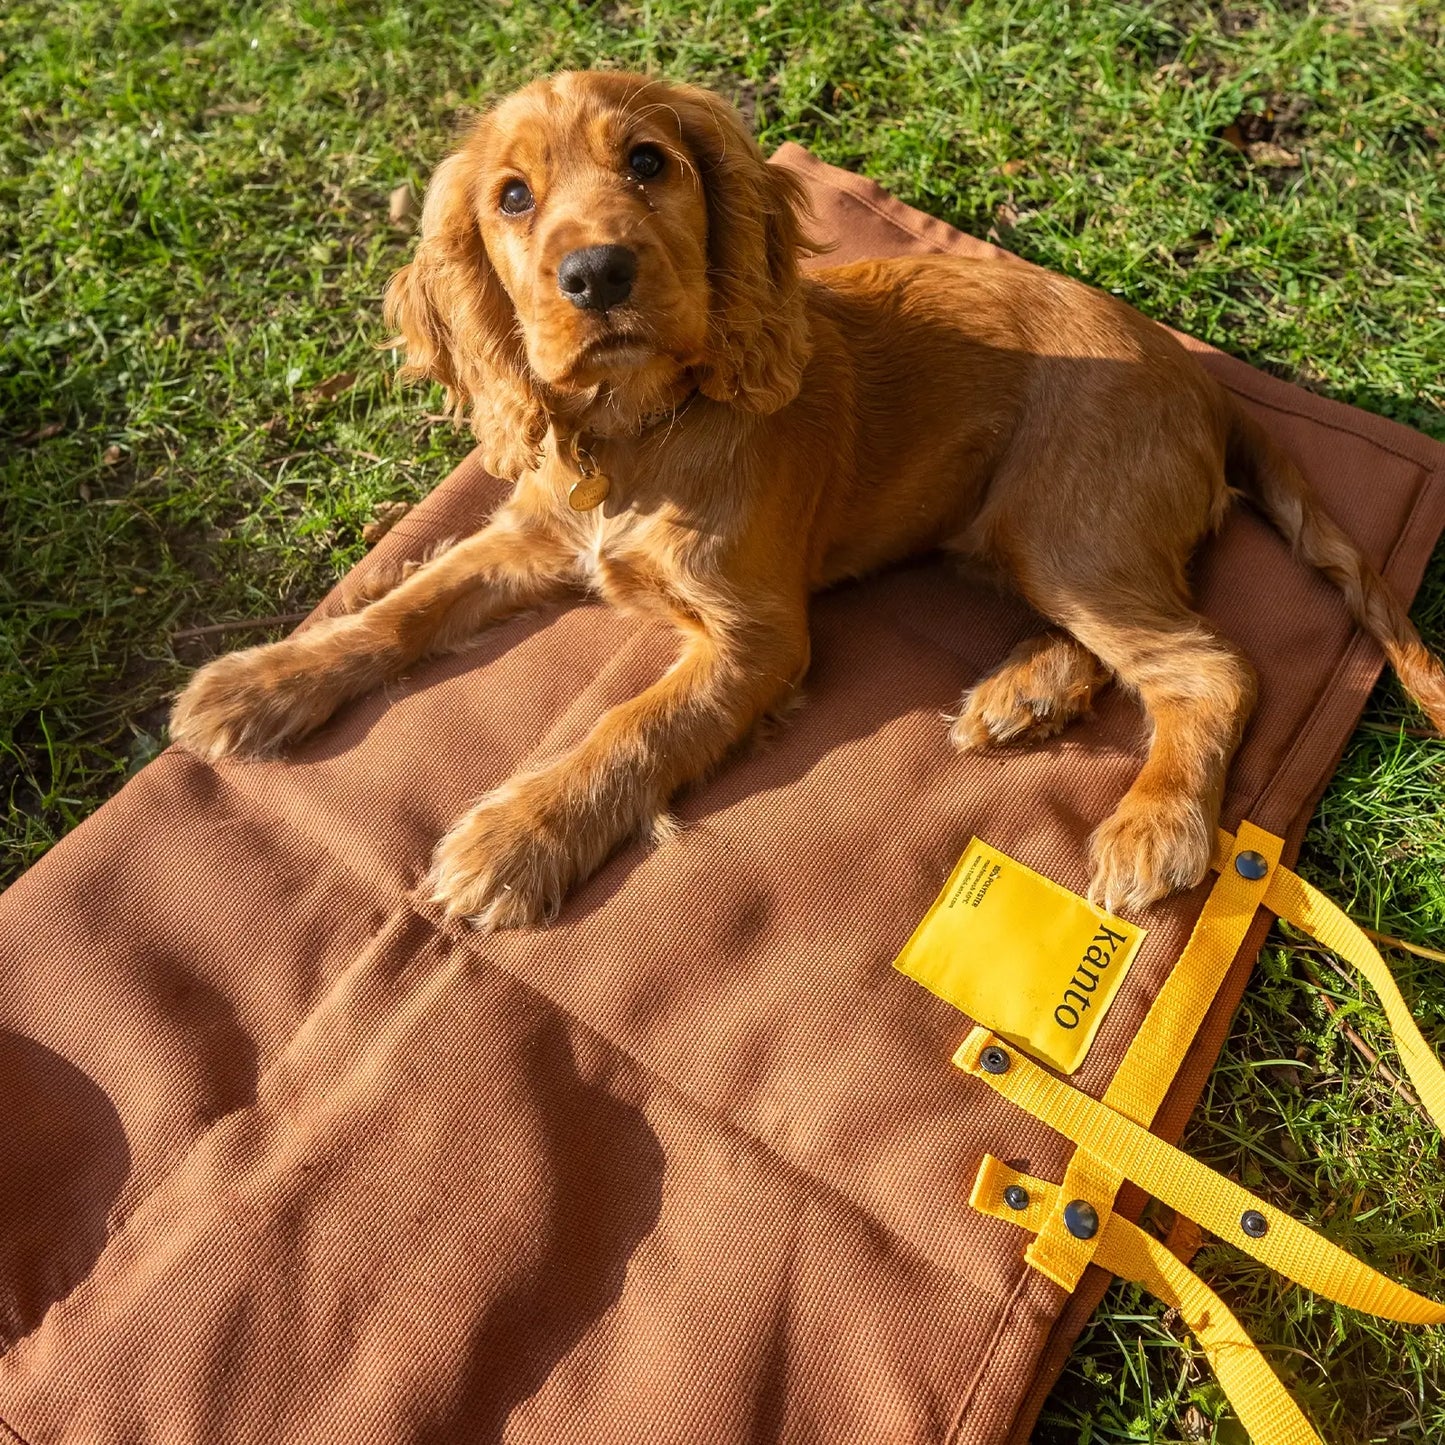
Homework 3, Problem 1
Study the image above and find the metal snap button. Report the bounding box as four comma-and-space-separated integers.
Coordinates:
1235, 850, 1269, 880
1063, 1199, 1100, 1240
980, 1046, 1011, 1075
1241, 1209, 1269, 1238
1003, 1184, 1030, 1211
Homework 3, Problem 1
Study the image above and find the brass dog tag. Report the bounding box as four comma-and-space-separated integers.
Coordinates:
568, 470, 611, 511
565, 441, 611, 512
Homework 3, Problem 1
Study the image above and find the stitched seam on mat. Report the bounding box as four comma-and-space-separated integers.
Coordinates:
10, 760, 405, 1305
778, 146, 933, 239
81, 793, 1014, 1325
1219, 377, 1442, 466
8, 874, 1024, 1401
833, 186, 952, 254
0, 1408, 36, 1445
944, 1259, 1040, 1445
158, 750, 405, 904
1245, 620, 1370, 827
407, 896, 1019, 1315
29, 865, 1022, 1426
1241, 617, 1368, 826
1243, 464, 1435, 825
0, 760, 403, 1347
163, 740, 963, 1294
803, 154, 1445, 470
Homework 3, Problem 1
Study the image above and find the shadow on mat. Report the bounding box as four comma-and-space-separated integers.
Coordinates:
418, 1017, 665, 1443
0, 1032, 131, 1347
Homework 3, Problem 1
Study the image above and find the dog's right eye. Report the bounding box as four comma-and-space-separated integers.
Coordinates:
499, 179, 534, 215
627, 143, 665, 180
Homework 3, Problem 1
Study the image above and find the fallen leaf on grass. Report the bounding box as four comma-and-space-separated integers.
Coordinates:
362, 500, 412, 546
23, 421, 65, 443
1218, 99, 1306, 169
301, 371, 357, 403
1163, 1212, 1207, 1267
1000, 158, 1027, 176
1180, 1405, 1211, 1442
102, 444, 123, 465
1247, 140, 1301, 168
203, 100, 263, 117
389, 183, 417, 226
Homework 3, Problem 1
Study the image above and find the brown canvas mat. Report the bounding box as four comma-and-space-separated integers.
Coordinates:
2, 147, 1443, 1445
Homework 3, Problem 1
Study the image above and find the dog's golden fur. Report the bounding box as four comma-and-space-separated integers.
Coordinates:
171, 70, 1445, 928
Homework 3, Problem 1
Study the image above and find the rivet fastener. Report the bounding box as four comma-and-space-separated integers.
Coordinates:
1235, 850, 1270, 881
1063, 1199, 1100, 1240
1003, 1184, 1030, 1211
980, 1045, 1011, 1075
1241, 1209, 1269, 1238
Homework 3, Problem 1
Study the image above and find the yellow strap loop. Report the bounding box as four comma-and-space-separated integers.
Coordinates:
958, 1025, 1445, 1324
1026, 823, 1284, 1290
1262, 858, 1445, 1132
1024, 1147, 1121, 1288
960, 826, 1445, 1442
973, 1157, 1322, 1445
1109, 822, 1283, 1126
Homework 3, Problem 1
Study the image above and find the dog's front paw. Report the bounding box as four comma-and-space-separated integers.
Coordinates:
170, 639, 336, 762
427, 782, 589, 932
1087, 795, 1213, 914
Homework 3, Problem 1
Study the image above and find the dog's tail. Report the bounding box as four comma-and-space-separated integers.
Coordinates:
1226, 400, 1445, 731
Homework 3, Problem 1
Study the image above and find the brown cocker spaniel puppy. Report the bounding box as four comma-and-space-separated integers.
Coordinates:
171, 70, 1445, 929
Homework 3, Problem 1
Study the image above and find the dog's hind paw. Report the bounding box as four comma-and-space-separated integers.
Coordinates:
949, 632, 1108, 753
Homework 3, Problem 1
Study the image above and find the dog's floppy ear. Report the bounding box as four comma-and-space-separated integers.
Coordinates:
669, 84, 818, 413
383, 145, 547, 479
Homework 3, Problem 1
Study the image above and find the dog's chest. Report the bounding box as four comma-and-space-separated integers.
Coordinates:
533, 443, 712, 624
563, 506, 697, 622
569, 508, 610, 582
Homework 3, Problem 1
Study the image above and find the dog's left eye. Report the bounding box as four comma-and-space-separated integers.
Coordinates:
499, 179, 534, 215
627, 144, 665, 181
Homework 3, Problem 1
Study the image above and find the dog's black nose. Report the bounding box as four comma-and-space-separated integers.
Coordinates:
557, 245, 636, 312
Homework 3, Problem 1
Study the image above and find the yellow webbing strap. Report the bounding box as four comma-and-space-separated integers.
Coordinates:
1025, 823, 1282, 1289
958, 1025, 1445, 1324
1107, 822, 1283, 1125
1264, 862, 1445, 1131
972, 1157, 1322, 1445
1024, 1147, 1121, 1288
960, 824, 1445, 1441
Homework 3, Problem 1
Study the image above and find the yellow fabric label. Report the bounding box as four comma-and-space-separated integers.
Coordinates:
894, 837, 1145, 1074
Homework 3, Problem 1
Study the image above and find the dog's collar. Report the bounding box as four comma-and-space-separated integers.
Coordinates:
553, 388, 698, 513
632, 388, 698, 433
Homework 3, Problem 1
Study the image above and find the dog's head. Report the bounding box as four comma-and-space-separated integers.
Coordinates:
384, 71, 816, 477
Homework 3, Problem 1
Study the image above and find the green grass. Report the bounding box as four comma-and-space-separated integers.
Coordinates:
3, 1, 1444, 1439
